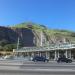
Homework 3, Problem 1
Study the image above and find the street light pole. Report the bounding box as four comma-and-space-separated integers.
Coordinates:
40, 31, 43, 46
17, 36, 20, 50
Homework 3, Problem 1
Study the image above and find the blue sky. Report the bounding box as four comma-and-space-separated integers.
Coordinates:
0, 0, 75, 31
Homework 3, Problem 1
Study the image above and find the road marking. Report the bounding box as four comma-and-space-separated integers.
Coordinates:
1, 69, 75, 72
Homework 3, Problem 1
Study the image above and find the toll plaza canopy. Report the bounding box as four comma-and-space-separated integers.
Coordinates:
13, 43, 75, 52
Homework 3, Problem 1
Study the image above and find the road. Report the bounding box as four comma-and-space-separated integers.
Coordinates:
0, 60, 75, 75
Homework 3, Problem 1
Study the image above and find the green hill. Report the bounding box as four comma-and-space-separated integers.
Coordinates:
0, 22, 75, 52
13, 22, 75, 41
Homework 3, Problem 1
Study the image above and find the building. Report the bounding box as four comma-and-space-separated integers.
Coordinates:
13, 29, 75, 60
13, 43, 75, 60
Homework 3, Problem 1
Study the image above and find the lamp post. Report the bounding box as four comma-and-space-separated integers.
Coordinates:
17, 36, 20, 50
17, 28, 23, 50
40, 31, 43, 46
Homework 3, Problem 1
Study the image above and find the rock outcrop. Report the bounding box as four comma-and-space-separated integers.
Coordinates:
0, 24, 75, 47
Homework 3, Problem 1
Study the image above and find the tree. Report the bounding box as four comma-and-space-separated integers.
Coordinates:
0, 39, 9, 46
3, 44, 17, 51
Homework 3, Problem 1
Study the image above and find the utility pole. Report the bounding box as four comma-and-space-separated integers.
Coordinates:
17, 36, 20, 50
40, 31, 43, 46
17, 29, 23, 50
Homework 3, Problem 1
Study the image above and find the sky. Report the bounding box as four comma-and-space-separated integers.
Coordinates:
0, 0, 75, 31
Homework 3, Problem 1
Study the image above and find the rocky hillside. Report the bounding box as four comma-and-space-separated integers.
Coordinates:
0, 22, 75, 51
12, 22, 75, 45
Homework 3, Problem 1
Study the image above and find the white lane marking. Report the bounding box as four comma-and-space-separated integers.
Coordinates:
7, 69, 75, 72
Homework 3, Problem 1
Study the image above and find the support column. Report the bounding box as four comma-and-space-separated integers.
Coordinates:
57, 50, 59, 58
54, 50, 57, 60
31, 52, 34, 57
46, 51, 47, 58
27, 52, 29, 57
70, 50, 71, 58
39, 52, 41, 56
46, 51, 49, 59
69, 50, 71, 59
37, 51, 39, 56
65, 50, 68, 58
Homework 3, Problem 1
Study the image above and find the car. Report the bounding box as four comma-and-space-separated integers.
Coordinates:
32, 56, 49, 62
57, 57, 72, 63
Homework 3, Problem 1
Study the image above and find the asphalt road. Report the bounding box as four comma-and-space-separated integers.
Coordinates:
0, 60, 75, 75
0, 70, 75, 75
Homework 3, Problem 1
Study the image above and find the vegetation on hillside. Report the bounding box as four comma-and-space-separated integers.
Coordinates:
13, 22, 75, 36
0, 22, 75, 53
13, 22, 75, 43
